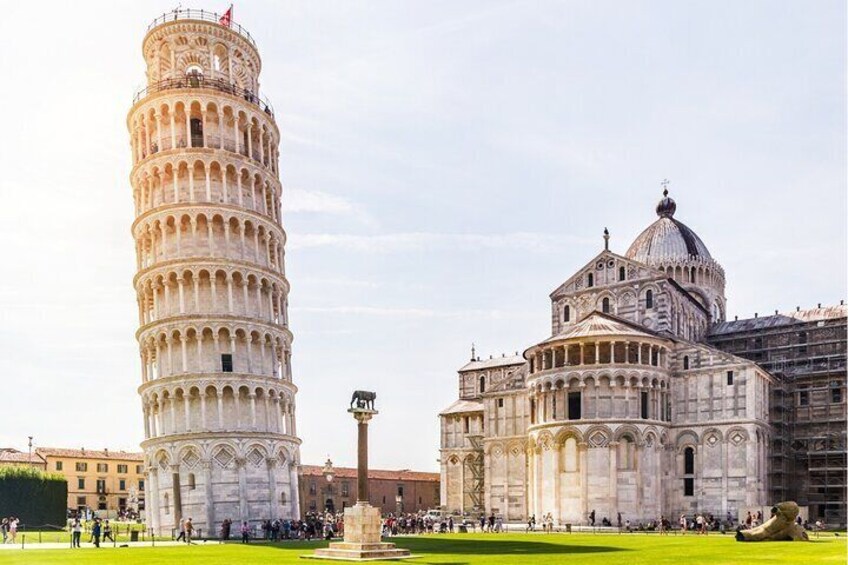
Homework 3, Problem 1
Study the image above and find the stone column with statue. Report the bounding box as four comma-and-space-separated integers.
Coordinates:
308, 391, 412, 561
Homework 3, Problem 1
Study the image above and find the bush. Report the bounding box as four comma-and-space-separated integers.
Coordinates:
0, 466, 67, 526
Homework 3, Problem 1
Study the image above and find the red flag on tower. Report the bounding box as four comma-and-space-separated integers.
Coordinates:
219, 5, 233, 27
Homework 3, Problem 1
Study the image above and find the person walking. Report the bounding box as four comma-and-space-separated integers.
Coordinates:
679, 514, 687, 534
71, 517, 82, 548
589, 509, 596, 527
1, 518, 8, 544
103, 520, 115, 543
184, 518, 193, 544
175, 518, 186, 542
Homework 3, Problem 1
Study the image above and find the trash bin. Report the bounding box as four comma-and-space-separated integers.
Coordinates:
130, 531, 139, 542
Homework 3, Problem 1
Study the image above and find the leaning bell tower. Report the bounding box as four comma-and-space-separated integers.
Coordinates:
128, 8, 300, 535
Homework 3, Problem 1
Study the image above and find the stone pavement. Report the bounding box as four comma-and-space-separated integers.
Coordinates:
0, 540, 206, 551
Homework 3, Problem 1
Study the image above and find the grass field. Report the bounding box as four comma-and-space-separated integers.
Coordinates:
0, 532, 843, 564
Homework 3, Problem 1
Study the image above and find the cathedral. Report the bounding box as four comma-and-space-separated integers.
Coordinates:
439, 189, 812, 525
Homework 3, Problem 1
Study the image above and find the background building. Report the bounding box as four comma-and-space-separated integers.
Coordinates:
440, 190, 844, 526
299, 462, 439, 516
129, 8, 300, 536
0, 448, 46, 469
35, 448, 145, 516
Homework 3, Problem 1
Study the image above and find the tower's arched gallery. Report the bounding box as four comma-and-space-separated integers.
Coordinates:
440, 191, 775, 523
128, 10, 300, 535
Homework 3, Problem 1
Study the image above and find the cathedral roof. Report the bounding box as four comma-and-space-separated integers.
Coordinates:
710, 303, 847, 335
625, 190, 713, 264
459, 354, 525, 372
542, 311, 661, 344
439, 399, 484, 415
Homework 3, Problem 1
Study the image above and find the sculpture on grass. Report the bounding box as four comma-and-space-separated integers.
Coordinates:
736, 501, 809, 542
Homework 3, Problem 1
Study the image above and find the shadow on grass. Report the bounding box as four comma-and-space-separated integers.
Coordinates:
270, 537, 629, 557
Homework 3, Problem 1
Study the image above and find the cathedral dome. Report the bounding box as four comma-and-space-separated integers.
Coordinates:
625, 190, 712, 263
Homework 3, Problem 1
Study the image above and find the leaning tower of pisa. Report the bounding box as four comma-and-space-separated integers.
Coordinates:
128, 9, 300, 536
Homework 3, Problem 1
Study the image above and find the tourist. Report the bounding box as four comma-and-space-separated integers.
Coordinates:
495, 515, 503, 533
91, 518, 102, 548
589, 509, 595, 527
8, 518, 18, 545
448, 516, 454, 533
679, 514, 687, 534
625, 519, 631, 533
185, 518, 193, 544
488, 512, 495, 533
1, 518, 8, 544
72, 517, 82, 547
103, 520, 115, 543
176, 518, 186, 542
617, 512, 622, 530
241, 521, 250, 543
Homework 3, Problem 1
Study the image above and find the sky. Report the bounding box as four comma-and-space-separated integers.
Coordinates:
0, 1, 844, 472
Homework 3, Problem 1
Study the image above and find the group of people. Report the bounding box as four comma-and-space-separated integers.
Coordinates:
0, 517, 19, 544
69, 517, 116, 548
217, 513, 344, 543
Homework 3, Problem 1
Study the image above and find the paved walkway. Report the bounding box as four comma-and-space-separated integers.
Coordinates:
0, 540, 206, 551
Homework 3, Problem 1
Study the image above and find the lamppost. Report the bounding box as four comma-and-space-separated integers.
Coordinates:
27, 436, 33, 465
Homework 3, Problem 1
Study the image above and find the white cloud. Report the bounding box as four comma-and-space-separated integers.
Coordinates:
284, 187, 373, 225
292, 305, 534, 321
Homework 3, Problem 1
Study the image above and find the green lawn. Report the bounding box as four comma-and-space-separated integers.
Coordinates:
0, 533, 843, 564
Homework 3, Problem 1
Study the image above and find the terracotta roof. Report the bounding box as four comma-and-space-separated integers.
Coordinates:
0, 449, 45, 465
36, 448, 144, 461
710, 304, 847, 335
300, 465, 439, 483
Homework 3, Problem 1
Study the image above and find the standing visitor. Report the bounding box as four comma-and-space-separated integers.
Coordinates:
91, 518, 101, 548
589, 509, 596, 527
8, 518, 18, 544
184, 518, 193, 544
241, 521, 250, 543
71, 517, 82, 548
679, 514, 687, 534
1, 518, 8, 544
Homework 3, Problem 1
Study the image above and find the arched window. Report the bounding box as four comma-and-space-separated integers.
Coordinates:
187, 473, 196, 490
619, 266, 626, 281
690, 268, 696, 283
684, 447, 695, 475
683, 356, 689, 370
645, 289, 654, 309
163, 492, 170, 514
602, 297, 610, 314
587, 273, 594, 287
190, 117, 203, 147
564, 305, 570, 322
618, 435, 635, 470
281, 492, 287, 505
479, 376, 486, 394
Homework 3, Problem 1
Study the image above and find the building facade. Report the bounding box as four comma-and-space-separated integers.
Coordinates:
129, 9, 300, 536
708, 305, 847, 525
299, 463, 440, 516
439, 190, 841, 525
35, 448, 145, 516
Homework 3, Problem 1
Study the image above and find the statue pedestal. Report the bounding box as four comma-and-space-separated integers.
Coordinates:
307, 503, 412, 561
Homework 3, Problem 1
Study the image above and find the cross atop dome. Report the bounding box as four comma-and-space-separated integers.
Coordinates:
656, 180, 676, 218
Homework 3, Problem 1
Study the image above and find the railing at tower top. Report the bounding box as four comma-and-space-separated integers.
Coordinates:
146, 8, 256, 48
133, 76, 274, 116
